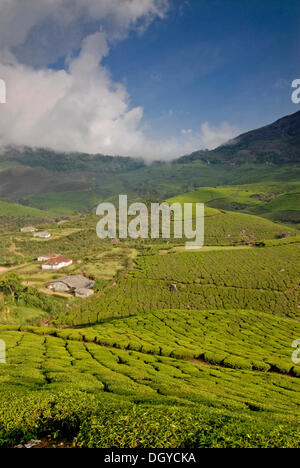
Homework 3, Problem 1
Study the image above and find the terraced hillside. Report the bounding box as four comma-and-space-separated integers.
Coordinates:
0, 310, 299, 447
0, 185, 299, 448
59, 242, 300, 326
5, 307, 300, 375
168, 181, 300, 226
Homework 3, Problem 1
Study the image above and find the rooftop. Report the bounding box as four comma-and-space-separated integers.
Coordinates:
40, 254, 60, 258
20, 226, 36, 231
75, 288, 95, 298
44, 255, 72, 266
49, 275, 94, 290
34, 232, 51, 237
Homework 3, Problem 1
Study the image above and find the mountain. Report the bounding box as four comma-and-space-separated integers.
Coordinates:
178, 110, 300, 165
0, 147, 146, 201
0, 111, 299, 210
0, 146, 145, 173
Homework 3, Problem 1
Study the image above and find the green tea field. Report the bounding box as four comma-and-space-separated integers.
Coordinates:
1, 3, 300, 450
0, 185, 299, 448
0, 318, 299, 448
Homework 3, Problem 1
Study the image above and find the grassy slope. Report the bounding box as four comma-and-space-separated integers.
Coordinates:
57, 240, 300, 328
1, 161, 297, 215
266, 190, 300, 211
0, 200, 49, 217
21, 190, 103, 215
167, 181, 300, 224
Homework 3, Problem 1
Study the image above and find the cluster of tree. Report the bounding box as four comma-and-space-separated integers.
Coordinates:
0, 273, 63, 315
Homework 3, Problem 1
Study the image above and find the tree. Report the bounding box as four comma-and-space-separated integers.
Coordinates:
0, 273, 23, 303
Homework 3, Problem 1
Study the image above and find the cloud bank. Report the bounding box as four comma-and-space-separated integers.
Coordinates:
0, 0, 239, 160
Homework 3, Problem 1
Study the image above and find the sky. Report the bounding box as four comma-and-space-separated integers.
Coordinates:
0, 0, 299, 161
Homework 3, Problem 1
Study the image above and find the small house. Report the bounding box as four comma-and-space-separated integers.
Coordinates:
42, 255, 73, 271
34, 232, 51, 239
46, 275, 94, 293
20, 226, 37, 233
38, 254, 60, 262
45, 281, 69, 292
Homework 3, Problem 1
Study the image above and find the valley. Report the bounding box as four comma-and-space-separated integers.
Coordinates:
0, 112, 299, 448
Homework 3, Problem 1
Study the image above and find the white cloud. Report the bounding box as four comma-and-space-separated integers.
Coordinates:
198, 121, 239, 150
179, 122, 239, 151
0, 0, 239, 160
0, 33, 145, 155
0, 0, 169, 55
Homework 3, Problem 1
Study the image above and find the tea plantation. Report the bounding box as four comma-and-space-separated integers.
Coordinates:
0, 321, 299, 448
0, 198, 299, 448
59, 242, 300, 326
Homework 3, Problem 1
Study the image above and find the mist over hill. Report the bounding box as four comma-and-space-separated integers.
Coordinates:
0, 111, 299, 205
179, 111, 300, 165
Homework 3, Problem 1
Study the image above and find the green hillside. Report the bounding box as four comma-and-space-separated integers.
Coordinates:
0, 208, 299, 447
0, 200, 54, 234
55, 240, 300, 328
21, 190, 103, 215
2, 111, 300, 213
180, 110, 300, 165
0, 200, 49, 217
168, 182, 300, 225
13, 307, 299, 375
0, 110, 300, 448
0, 309, 299, 447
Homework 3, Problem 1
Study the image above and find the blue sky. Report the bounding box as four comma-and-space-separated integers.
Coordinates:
0, 0, 299, 159
104, 0, 300, 138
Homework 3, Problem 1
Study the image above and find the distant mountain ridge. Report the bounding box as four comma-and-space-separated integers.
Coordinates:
0, 146, 144, 173
179, 110, 300, 165
1, 111, 300, 174
0, 111, 299, 207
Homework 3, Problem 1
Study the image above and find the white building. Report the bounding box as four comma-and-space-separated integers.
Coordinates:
42, 256, 73, 271
34, 232, 51, 239
20, 226, 37, 233
37, 253, 60, 262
